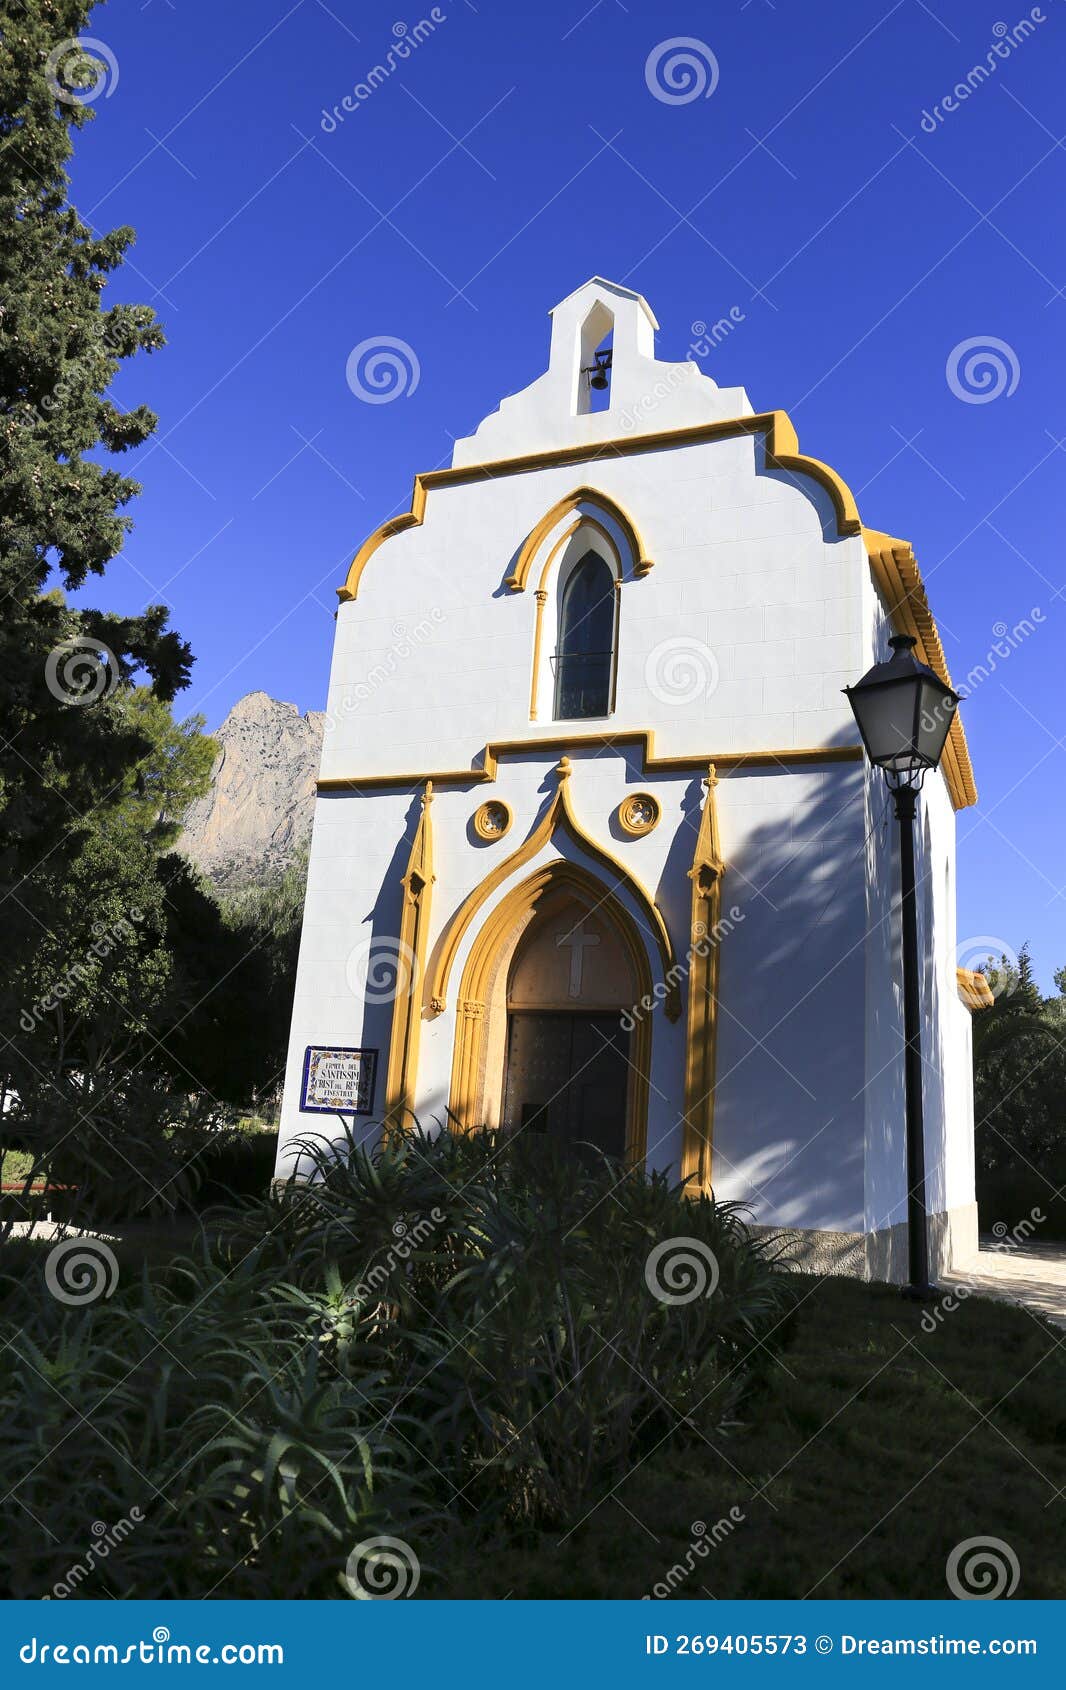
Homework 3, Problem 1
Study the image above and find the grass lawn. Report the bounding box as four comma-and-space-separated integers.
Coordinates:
1, 1149, 40, 1185
434, 1276, 1066, 1600
3, 1192, 1063, 1601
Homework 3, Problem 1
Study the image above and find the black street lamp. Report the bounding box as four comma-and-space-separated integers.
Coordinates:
844, 634, 961, 1300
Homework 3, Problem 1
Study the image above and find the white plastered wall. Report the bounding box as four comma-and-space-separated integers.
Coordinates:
859, 576, 977, 1266
278, 278, 976, 1262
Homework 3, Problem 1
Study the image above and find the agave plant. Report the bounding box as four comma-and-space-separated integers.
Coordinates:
0, 1122, 794, 1592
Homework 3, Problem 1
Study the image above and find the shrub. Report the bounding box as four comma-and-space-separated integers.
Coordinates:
2, 1083, 244, 1236
976, 1160, 1066, 1242
0, 1126, 794, 1597
192, 1127, 278, 1207
0, 1240, 427, 1599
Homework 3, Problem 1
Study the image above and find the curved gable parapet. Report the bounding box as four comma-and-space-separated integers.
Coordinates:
336, 410, 861, 603
759, 411, 862, 538
331, 413, 975, 809
337, 492, 426, 605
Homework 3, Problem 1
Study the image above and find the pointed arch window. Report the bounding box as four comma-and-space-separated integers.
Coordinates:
552, 550, 616, 719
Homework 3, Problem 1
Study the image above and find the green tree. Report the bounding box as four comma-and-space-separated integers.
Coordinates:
0, 1, 228, 1220
0, 691, 218, 1224
973, 943, 1066, 1174
1, 0, 192, 907
158, 846, 309, 1109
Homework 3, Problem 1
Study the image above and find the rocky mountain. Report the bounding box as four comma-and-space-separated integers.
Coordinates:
180, 691, 325, 892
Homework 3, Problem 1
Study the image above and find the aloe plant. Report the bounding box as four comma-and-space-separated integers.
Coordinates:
0, 1125, 793, 1594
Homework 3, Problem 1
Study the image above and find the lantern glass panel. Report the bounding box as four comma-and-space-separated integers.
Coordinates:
915, 676, 957, 767
855, 681, 921, 771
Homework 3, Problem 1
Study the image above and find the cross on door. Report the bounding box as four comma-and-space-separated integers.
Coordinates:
556, 920, 600, 997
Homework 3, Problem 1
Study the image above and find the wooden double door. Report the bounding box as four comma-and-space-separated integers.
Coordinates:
501, 1010, 630, 1162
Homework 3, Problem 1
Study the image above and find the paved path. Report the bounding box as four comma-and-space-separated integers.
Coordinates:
6, 1220, 116, 1241
5, 1219, 201, 1246
942, 1242, 1066, 1331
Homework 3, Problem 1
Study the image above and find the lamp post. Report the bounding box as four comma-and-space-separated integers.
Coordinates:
844, 634, 961, 1301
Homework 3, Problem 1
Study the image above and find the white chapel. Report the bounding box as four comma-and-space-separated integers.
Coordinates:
276, 277, 987, 1281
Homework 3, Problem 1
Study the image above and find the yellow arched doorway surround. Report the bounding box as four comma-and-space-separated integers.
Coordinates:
425, 757, 679, 1020
382, 759, 726, 1192
447, 858, 654, 1167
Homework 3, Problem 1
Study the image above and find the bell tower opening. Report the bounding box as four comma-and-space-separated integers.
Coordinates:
500, 890, 635, 1162
574, 301, 614, 415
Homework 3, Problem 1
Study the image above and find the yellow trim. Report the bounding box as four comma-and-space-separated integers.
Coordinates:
426, 756, 681, 1022
332, 411, 974, 806
618, 792, 661, 837
956, 966, 995, 1012
317, 730, 864, 793
681, 767, 726, 1195
473, 799, 512, 842
338, 485, 430, 606
864, 529, 976, 811
446, 858, 654, 1165
535, 514, 622, 594
530, 589, 548, 720
336, 409, 857, 603
528, 518, 625, 722
507, 488, 651, 591
530, 517, 625, 720
382, 782, 435, 1133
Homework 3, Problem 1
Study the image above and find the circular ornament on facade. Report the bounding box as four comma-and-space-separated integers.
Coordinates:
473, 799, 513, 842
618, 793, 661, 837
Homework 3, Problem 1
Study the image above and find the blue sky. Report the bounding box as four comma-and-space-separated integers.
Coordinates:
68, 0, 1064, 983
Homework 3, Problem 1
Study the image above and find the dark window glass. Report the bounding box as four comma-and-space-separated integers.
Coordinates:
553, 551, 615, 719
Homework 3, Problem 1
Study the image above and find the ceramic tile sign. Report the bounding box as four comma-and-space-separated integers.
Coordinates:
300, 1045, 378, 1115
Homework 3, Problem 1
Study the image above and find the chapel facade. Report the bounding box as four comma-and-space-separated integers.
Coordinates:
276, 277, 985, 1281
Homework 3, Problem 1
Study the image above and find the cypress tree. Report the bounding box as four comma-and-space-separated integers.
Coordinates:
0, 0, 192, 890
